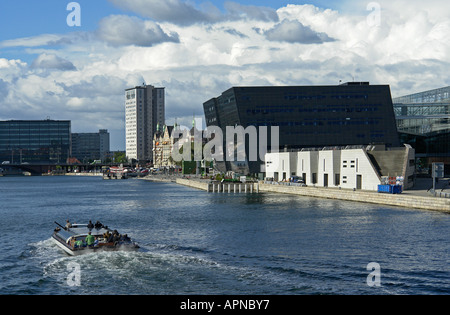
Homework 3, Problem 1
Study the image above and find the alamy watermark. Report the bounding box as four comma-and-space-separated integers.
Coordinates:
367, 2, 381, 28
366, 262, 381, 287
66, 262, 81, 287
170, 122, 280, 165
67, 2, 81, 27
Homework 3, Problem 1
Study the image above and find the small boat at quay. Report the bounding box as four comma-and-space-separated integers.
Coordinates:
52, 221, 139, 256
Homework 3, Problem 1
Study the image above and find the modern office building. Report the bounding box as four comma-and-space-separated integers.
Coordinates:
0, 120, 71, 164
393, 86, 450, 175
71, 129, 110, 163
203, 82, 400, 175
125, 84, 165, 162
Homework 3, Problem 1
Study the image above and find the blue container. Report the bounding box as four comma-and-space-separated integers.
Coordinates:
378, 185, 391, 193
391, 185, 402, 194
378, 184, 402, 194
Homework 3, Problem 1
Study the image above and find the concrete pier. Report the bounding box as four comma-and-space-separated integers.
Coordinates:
176, 178, 257, 194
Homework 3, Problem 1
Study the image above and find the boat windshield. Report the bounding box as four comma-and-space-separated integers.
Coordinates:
68, 226, 111, 237
56, 229, 73, 242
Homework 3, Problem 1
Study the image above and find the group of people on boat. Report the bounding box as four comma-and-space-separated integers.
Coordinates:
64, 219, 132, 249
103, 229, 131, 243
65, 219, 105, 230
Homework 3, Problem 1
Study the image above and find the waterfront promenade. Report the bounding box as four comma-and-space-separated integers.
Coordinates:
154, 175, 450, 213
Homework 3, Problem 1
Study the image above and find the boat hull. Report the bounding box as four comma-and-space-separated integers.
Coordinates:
52, 234, 139, 256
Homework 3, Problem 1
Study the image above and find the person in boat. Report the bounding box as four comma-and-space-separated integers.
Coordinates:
94, 221, 103, 229
121, 234, 131, 242
87, 220, 94, 229
85, 232, 95, 247
65, 220, 72, 230
93, 236, 99, 247
112, 230, 121, 243
107, 231, 114, 243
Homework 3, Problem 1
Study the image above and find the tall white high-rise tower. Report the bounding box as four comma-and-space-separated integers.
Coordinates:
125, 84, 165, 162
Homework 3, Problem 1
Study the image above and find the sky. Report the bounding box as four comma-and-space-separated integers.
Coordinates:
0, 0, 449, 151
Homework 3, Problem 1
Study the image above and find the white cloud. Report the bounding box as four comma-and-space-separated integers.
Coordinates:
107, 0, 215, 25
1, 2, 449, 150
96, 15, 179, 47
31, 53, 76, 71
223, 2, 279, 22
107, 0, 279, 25
264, 19, 335, 44
0, 34, 65, 48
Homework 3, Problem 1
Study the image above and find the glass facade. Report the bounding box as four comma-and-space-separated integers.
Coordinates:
204, 83, 400, 174
71, 129, 110, 163
393, 86, 450, 174
0, 120, 71, 164
394, 102, 449, 134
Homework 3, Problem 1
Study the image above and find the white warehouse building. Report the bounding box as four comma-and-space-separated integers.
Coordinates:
265, 145, 415, 191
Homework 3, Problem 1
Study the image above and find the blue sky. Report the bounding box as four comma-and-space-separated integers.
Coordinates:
0, 0, 449, 150
0, 1, 344, 40
0, 1, 117, 38
0, 1, 345, 64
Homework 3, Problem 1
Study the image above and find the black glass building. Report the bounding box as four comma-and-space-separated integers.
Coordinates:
203, 83, 400, 175
0, 120, 71, 164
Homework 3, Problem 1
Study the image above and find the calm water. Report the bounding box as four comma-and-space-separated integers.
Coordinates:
0, 176, 448, 295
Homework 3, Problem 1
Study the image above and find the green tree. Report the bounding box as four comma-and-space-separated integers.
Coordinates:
113, 152, 127, 164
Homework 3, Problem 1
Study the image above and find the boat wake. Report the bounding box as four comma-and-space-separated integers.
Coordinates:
27, 238, 343, 295
27, 238, 239, 294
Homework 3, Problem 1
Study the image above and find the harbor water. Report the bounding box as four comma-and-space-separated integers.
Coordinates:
0, 176, 448, 295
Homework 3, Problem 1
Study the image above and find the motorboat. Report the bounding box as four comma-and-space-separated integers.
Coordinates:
52, 221, 139, 256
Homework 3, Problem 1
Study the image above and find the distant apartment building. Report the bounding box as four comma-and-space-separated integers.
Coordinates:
71, 129, 110, 162
125, 84, 165, 162
0, 119, 71, 164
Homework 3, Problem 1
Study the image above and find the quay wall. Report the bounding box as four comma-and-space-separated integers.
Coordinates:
259, 183, 450, 213
169, 178, 450, 213
176, 178, 210, 191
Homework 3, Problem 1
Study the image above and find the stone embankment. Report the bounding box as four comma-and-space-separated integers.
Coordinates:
258, 182, 450, 213
173, 177, 450, 213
